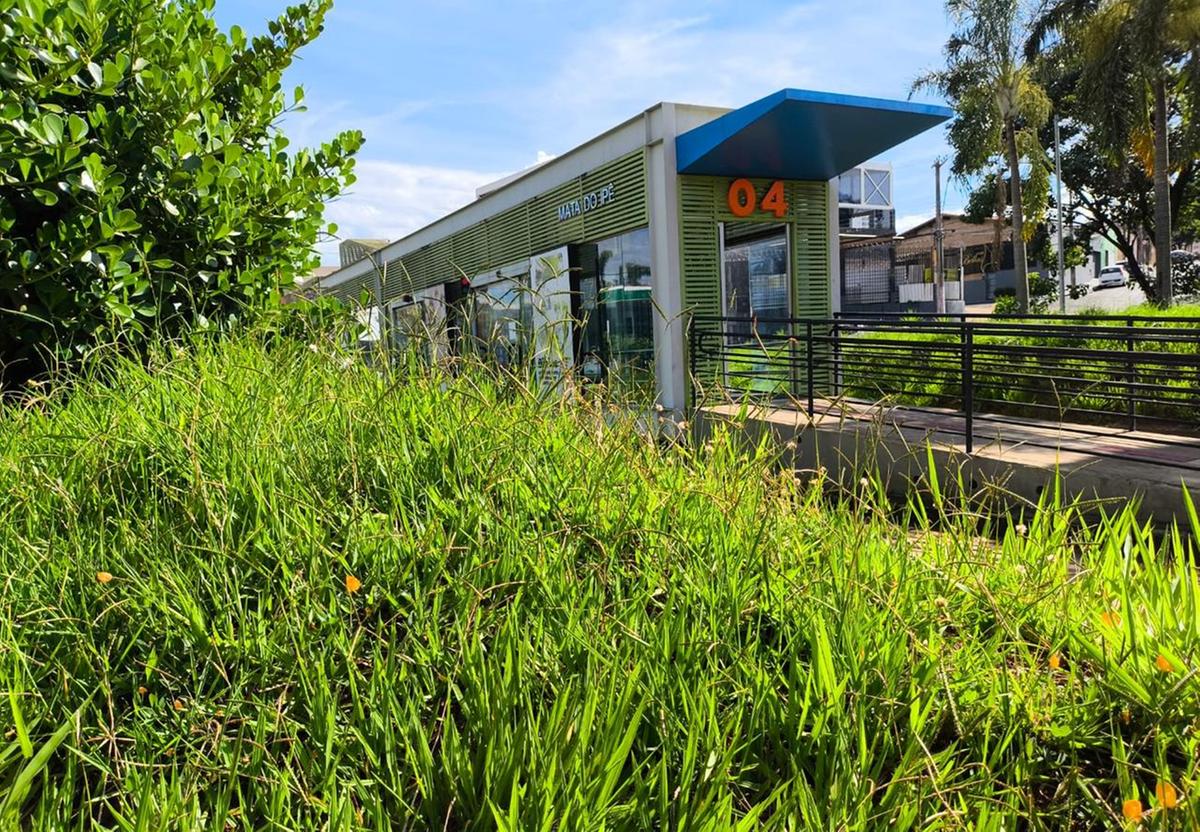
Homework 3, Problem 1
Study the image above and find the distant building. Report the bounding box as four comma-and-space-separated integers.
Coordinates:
838, 164, 895, 238
841, 213, 1017, 311
283, 265, 339, 305
339, 239, 389, 268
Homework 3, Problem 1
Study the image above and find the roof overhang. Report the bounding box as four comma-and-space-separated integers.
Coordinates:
675, 89, 952, 180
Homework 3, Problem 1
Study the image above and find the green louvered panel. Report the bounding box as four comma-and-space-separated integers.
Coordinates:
679, 177, 721, 318
397, 249, 429, 300
325, 151, 650, 306
426, 237, 454, 288
682, 176, 829, 319
383, 257, 410, 301
412, 245, 434, 287
451, 224, 488, 278
330, 272, 373, 305
528, 179, 582, 253
679, 177, 722, 400
486, 204, 531, 267
790, 181, 831, 389
582, 151, 647, 241
789, 181, 830, 318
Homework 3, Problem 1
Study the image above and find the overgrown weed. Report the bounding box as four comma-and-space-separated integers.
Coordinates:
0, 327, 1197, 830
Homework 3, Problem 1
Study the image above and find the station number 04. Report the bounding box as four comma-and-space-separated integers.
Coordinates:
726, 179, 788, 219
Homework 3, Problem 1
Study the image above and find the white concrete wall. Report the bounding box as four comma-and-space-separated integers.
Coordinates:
828, 177, 841, 315
646, 104, 686, 413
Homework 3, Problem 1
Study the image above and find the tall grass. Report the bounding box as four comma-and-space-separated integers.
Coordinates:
1, 330, 1198, 829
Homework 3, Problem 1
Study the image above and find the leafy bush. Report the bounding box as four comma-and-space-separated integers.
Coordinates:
0, 0, 361, 387
1173, 251, 1200, 298
1, 332, 1197, 829
993, 293, 1020, 315
1027, 270, 1056, 312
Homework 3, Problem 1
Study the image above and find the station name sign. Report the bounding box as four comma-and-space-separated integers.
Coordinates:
558, 183, 616, 222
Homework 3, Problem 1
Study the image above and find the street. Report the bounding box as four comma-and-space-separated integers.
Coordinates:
967, 279, 1147, 315
1064, 280, 1147, 313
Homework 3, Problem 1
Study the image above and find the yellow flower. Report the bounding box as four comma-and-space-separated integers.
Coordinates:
1155, 781, 1178, 810
345, 574, 362, 594
1100, 611, 1121, 629
136, 686, 147, 696
1121, 708, 1132, 725
1049, 653, 1061, 671
96, 571, 113, 584
173, 699, 185, 712
1155, 653, 1175, 673
1122, 798, 1143, 822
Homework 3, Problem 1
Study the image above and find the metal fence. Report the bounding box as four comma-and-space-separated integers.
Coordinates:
689, 312, 1200, 452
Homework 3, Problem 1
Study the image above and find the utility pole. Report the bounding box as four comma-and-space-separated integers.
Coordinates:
1054, 116, 1066, 313
933, 158, 946, 314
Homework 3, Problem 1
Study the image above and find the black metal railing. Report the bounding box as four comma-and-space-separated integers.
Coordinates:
689, 313, 1200, 453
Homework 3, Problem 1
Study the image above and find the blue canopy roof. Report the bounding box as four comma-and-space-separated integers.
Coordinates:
675, 89, 952, 180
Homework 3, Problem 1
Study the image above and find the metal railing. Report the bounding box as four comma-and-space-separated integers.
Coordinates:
689, 313, 1200, 453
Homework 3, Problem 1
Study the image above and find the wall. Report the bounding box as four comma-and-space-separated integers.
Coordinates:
328, 150, 649, 305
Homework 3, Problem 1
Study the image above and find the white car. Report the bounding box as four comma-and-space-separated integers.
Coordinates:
1095, 265, 1128, 289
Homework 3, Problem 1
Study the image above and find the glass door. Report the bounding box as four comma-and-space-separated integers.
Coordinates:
389, 299, 430, 363
720, 224, 791, 394
471, 275, 530, 368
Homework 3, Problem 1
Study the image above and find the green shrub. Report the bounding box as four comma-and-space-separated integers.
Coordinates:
0, 0, 361, 387
993, 293, 1020, 315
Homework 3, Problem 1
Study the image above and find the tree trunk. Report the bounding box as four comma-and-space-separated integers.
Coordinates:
1153, 74, 1173, 307
1005, 118, 1030, 313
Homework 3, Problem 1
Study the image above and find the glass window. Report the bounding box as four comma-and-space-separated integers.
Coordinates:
471, 276, 530, 368
576, 227, 655, 391
390, 300, 431, 362
723, 228, 789, 340
838, 171, 862, 205
864, 168, 891, 207
721, 226, 790, 394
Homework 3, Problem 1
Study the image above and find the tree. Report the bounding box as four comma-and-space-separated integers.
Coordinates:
0, 0, 362, 387
916, 0, 1052, 313
1026, 0, 1200, 303
1030, 0, 1200, 307
1050, 118, 1200, 297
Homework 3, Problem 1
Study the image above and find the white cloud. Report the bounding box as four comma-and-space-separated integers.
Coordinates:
318, 159, 503, 264
895, 213, 934, 236
515, 10, 825, 140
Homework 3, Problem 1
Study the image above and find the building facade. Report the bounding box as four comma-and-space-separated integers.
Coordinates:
838, 163, 896, 238
317, 89, 950, 411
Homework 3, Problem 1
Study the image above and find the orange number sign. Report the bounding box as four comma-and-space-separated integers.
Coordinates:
727, 179, 757, 217
761, 181, 788, 218
726, 179, 788, 218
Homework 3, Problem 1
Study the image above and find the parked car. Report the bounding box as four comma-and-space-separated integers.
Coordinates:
1095, 264, 1128, 289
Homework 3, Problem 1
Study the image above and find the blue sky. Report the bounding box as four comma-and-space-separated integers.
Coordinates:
215, 1, 963, 264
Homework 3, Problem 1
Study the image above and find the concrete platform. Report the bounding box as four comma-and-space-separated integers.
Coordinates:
696, 399, 1200, 526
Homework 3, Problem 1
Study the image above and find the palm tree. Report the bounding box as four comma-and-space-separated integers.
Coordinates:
1030, 0, 1200, 306
916, 0, 1051, 313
